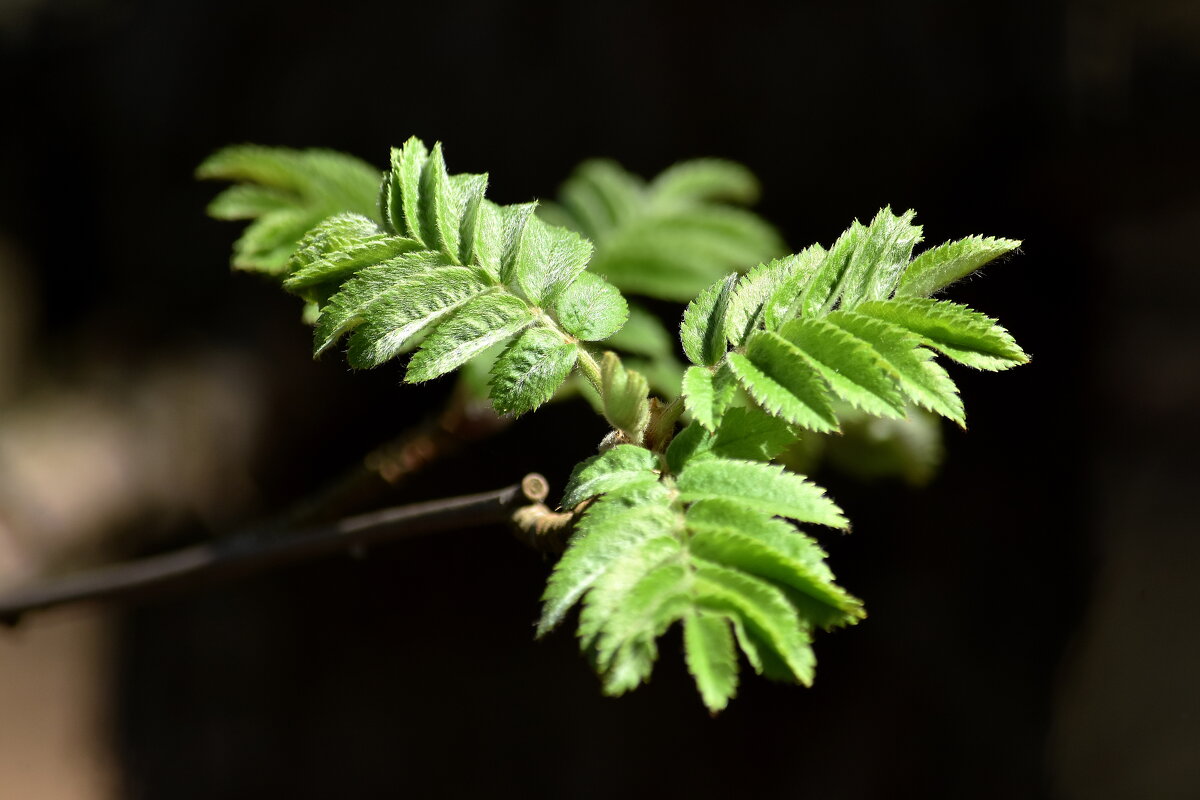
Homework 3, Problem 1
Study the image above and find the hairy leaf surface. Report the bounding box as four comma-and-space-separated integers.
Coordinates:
561, 444, 661, 509
554, 272, 628, 341
897, 235, 1021, 298
728, 333, 839, 432
776, 317, 907, 419
405, 294, 534, 382
855, 298, 1028, 370
313, 255, 475, 356
489, 327, 578, 416
682, 364, 738, 431
710, 407, 797, 462
600, 352, 651, 442
681, 274, 737, 366
827, 311, 964, 425
676, 457, 847, 529
684, 612, 739, 712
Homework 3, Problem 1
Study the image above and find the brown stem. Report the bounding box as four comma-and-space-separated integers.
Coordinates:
0, 474, 553, 626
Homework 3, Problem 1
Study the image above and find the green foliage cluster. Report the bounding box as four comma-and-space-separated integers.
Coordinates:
539, 158, 783, 301
201, 138, 1026, 712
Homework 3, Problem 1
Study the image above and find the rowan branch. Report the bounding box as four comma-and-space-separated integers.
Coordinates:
0, 473, 561, 626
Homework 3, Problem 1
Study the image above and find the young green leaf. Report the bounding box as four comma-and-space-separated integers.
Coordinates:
776, 317, 908, 419
312, 255, 476, 355
896, 235, 1021, 298
454, 173, 489, 265
560, 444, 661, 508
506, 215, 594, 305
835, 206, 922, 307
676, 457, 847, 529
418, 143, 460, 260
681, 274, 737, 366
579, 534, 687, 660
538, 481, 677, 635
726, 257, 797, 346
801, 220, 864, 317
827, 310, 965, 425
681, 363, 738, 431
589, 208, 782, 302
687, 502, 863, 628
651, 159, 759, 206
199, 147, 382, 273
557, 159, 645, 238
600, 352, 651, 443
285, 214, 422, 293
710, 406, 797, 462
595, 562, 692, 695
759, 245, 829, 331
388, 137, 429, 240
727, 332, 839, 432
693, 560, 815, 686
664, 421, 715, 474
546, 159, 783, 303
855, 297, 1028, 370
683, 611, 739, 713
458, 186, 492, 265
553, 272, 629, 341
405, 293, 534, 383
206, 184, 294, 219
489, 327, 579, 416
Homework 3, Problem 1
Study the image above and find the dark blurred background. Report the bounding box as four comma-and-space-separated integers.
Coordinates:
0, 0, 1197, 798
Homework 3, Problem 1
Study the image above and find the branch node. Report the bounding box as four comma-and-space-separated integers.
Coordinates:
510, 503, 574, 554
521, 473, 550, 503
